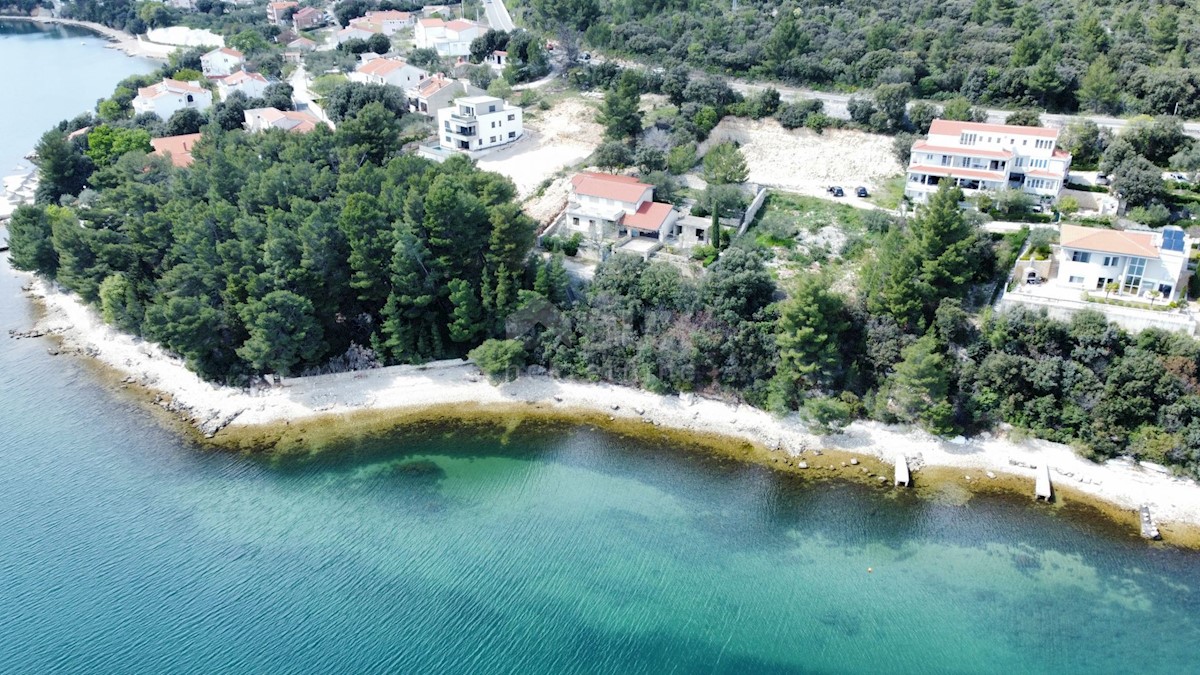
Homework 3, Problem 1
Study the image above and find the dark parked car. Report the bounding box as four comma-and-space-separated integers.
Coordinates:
829, 186, 844, 197
855, 186, 868, 197
1095, 173, 1110, 186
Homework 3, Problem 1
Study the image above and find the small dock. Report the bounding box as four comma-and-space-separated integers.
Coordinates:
1140, 505, 1161, 540
894, 454, 910, 487
1035, 464, 1053, 501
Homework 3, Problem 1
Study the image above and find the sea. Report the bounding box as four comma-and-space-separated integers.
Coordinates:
3, 19, 1200, 674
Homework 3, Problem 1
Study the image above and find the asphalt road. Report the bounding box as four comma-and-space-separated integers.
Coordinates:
482, 0, 515, 31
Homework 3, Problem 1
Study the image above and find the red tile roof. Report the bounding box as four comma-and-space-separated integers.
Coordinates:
150, 133, 201, 168
416, 75, 455, 97
224, 70, 268, 85
624, 201, 674, 232
911, 140, 1013, 160
929, 119, 1059, 139
446, 19, 480, 32
138, 78, 207, 99
571, 172, 650, 203
1060, 225, 1160, 258
418, 18, 444, 27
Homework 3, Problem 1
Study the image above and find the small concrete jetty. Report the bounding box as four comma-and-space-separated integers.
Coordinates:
894, 454, 910, 487
1035, 464, 1053, 501
1140, 505, 1162, 540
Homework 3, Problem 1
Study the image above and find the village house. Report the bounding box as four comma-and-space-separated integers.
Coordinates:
199, 47, 244, 78
1051, 224, 1193, 303
414, 18, 485, 56
905, 119, 1072, 205
267, 1, 299, 25
564, 173, 681, 244
360, 10, 414, 35
484, 50, 507, 71
287, 36, 317, 51
243, 107, 322, 133
291, 6, 325, 31
409, 75, 482, 115
350, 56, 429, 90
217, 70, 270, 100
334, 25, 379, 44
150, 133, 202, 168
132, 79, 213, 119
436, 94, 523, 154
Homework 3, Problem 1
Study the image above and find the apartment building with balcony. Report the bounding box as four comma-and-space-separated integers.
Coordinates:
435, 95, 522, 154
905, 120, 1071, 204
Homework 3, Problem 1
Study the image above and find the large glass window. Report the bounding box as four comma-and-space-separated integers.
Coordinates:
1124, 257, 1146, 294
1071, 250, 1090, 263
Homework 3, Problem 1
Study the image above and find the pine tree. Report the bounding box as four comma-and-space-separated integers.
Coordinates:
448, 278, 485, 343
596, 71, 643, 142
886, 334, 955, 434
768, 276, 849, 411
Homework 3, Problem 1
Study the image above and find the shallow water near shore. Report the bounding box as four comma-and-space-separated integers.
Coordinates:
5, 28, 1200, 674
6, 260, 1200, 673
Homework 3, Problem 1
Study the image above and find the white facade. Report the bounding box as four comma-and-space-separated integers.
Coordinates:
217, 70, 269, 100
132, 79, 213, 119
415, 18, 484, 57
906, 119, 1072, 204
360, 10, 414, 35
1053, 224, 1192, 302
200, 47, 244, 78
437, 95, 523, 153
350, 56, 429, 90
564, 172, 680, 243
243, 107, 321, 133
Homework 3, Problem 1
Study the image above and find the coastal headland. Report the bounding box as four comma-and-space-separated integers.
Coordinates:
17, 273, 1200, 545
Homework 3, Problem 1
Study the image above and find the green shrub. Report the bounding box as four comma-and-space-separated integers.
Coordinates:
468, 339, 527, 383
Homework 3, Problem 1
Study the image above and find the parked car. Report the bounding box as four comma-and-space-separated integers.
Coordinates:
1168, 172, 1190, 183
855, 186, 868, 197
829, 186, 844, 197
1095, 173, 1110, 185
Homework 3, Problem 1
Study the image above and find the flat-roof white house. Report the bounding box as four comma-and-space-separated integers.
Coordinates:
415, 18, 485, 57
1054, 224, 1192, 302
200, 47, 244, 78
132, 79, 213, 119
369, 10, 414, 34
350, 56, 429, 90
334, 25, 378, 44
217, 70, 270, 100
436, 94, 522, 154
906, 120, 1072, 205
243, 107, 322, 133
564, 172, 680, 243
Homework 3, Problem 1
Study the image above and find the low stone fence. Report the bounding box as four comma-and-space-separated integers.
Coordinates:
998, 292, 1196, 335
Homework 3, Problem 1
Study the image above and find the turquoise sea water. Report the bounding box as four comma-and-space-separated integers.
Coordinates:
0, 20, 155, 173
4, 24, 1200, 675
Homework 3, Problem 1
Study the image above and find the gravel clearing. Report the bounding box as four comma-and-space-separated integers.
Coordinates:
700, 118, 902, 199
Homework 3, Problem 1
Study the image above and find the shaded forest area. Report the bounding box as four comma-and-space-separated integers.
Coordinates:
571, 0, 1200, 115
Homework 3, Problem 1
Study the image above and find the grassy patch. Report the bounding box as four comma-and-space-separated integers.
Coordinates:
867, 174, 906, 210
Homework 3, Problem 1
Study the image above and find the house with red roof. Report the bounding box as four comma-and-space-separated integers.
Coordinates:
360, 10, 414, 35
905, 119, 1071, 204
150, 133, 202, 168
565, 172, 681, 244
200, 47, 244, 78
409, 75, 483, 115
267, 1, 299, 25
243, 107, 323, 134
350, 55, 429, 90
414, 17, 485, 56
217, 70, 270, 100
292, 7, 326, 30
132, 79, 213, 119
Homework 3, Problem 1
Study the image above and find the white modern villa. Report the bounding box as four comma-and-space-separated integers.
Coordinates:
906, 120, 1071, 204
1054, 225, 1192, 302
132, 79, 213, 119
1002, 224, 1196, 334
435, 95, 522, 154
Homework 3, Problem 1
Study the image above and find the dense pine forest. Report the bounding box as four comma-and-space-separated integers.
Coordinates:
529, 0, 1200, 115
9, 104, 548, 381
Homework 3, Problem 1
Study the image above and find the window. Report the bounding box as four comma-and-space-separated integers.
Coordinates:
1015, 157, 1025, 167
696, 228, 705, 239
488, 105, 496, 112
1071, 251, 1091, 263
507, 114, 515, 121
1069, 276, 1084, 284
960, 133, 977, 146
491, 121, 496, 128
1096, 277, 1115, 290
508, 131, 516, 138
1102, 256, 1119, 267
489, 136, 496, 143
1124, 257, 1146, 294
444, 121, 450, 129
